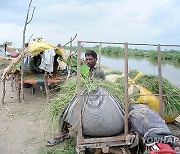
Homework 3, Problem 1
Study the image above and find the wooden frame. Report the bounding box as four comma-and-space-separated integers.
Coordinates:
75, 40, 179, 153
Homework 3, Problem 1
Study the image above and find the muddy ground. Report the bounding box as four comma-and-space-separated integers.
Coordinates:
0, 66, 56, 154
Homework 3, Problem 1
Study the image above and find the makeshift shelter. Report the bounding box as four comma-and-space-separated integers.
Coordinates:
1, 39, 68, 103
2, 39, 65, 79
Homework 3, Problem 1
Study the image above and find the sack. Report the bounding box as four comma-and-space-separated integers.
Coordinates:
128, 104, 172, 139
61, 87, 124, 137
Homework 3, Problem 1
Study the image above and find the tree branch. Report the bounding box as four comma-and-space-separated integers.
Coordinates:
28, 34, 33, 43
27, 7, 35, 25
62, 33, 77, 47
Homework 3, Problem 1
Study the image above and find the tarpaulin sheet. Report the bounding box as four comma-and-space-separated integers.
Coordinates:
28, 39, 64, 56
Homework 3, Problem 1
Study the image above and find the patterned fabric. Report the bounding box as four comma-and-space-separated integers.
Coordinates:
61, 87, 124, 137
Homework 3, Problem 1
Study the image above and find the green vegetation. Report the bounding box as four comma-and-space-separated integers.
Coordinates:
104, 70, 123, 76
135, 74, 180, 116
64, 45, 180, 63
48, 78, 77, 119
47, 77, 125, 153
49, 68, 180, 121
48, 77, 125, 120
39, 140, 76, 154
47, 69, 179, 153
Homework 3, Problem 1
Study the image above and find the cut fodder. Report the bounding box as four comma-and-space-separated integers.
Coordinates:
129, 70, 140, 79
135, 75, 180, 121
49, 78, 77, 119
48, 77, 125, 120
104, 70, 123, 76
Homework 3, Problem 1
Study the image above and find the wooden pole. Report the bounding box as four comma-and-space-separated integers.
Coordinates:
124, 42, 129, 136
44, 72, 50, 103
157, 44, 164, 119
67, 37, 73, 79
98, 42, 102, 70
20, 0, 35, 103
10, 75, 14, 91
2, 79, 6, 104
15, 73, 21, 103
77, 41, 83, 144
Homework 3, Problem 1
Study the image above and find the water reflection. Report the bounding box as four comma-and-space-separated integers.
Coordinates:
100, 56, 180, 87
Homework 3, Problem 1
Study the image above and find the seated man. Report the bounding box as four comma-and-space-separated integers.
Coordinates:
29, 54, 43, 73
85, 50, 105, 79
47, 50, 104, 146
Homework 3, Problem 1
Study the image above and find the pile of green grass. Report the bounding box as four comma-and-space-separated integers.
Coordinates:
47, 77, 125, 153
135, 74, 180, 116
49, 69, 179, 119
48, 77, 125, 120
104, 70, 123, 76
128, 70, 140, 79
47, 71, 179, 153
49, 79, 77, 119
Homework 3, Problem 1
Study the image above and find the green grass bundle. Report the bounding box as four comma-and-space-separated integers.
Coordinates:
48, 77, 125, 120
128, 70, 140, 79
135, 75, 180, 116
47, 78, 125, 153
48, 79, 77, 119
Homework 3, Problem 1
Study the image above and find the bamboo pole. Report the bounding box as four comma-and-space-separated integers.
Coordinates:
0, 56, 15, 61
1, 48, 30, 81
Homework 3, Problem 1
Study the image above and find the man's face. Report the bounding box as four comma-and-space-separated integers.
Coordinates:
85, 55, 97, 68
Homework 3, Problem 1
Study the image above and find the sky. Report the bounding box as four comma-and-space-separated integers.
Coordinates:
0, 0, 180, 48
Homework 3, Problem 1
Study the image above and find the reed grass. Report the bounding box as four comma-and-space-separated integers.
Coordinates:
64, 46, 180, 62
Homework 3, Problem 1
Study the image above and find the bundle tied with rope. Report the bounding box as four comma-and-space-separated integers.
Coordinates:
128, 70, 180, 123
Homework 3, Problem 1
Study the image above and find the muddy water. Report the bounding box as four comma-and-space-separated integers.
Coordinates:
100, 56, 180, 87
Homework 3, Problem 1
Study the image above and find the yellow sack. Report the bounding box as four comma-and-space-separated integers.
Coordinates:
135, 84, 160, 111
130, 72, 178, 123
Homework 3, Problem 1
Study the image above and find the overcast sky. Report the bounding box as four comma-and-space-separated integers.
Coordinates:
0, 0, 180, 48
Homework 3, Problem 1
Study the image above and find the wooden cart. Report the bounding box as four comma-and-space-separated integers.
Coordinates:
75, 40, 179, 153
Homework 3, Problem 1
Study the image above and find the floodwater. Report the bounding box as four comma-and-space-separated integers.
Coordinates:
100, 55, 180, 87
